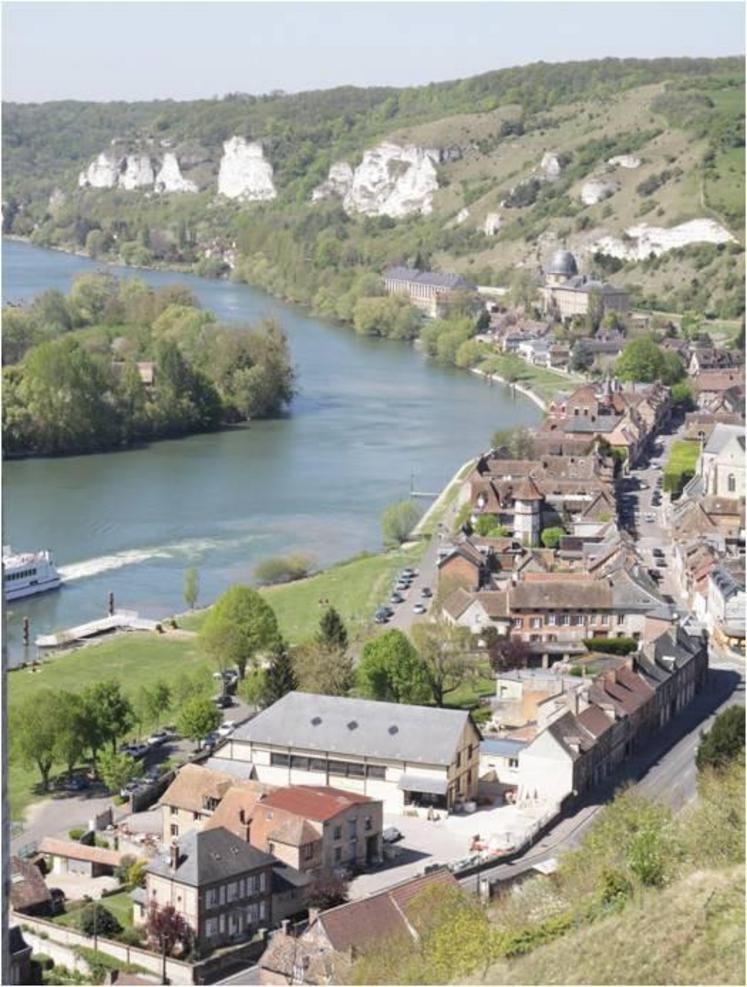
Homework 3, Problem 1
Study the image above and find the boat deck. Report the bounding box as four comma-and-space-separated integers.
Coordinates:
35, 609, 161, 648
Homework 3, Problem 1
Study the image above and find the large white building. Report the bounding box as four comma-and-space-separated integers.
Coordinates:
222, 692, 481, 814
700, 423, 746, 498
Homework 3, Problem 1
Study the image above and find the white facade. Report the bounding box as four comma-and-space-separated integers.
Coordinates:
516, 730, 575, 805
700, 426, 746, 498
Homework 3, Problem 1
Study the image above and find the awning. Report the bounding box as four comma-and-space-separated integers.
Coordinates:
398, 774, 448, 796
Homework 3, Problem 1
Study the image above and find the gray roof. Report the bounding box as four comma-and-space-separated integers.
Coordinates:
548, 250, 578, 277
480, 738, 527, 757
204, 756, 255, 779
397, 774, 448, 795
703, 423, 745, 456
147, 827, 274, 887
383, 266, 475, 291
231, 691, 473, 766
272, 861, 312, 894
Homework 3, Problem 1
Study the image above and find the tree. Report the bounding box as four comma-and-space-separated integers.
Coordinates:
78, 903, 122, 937
570, 339, 594, 373
98, 748, 138, 794
670, 380, 695, 410
540, 526, 564, 549
200, 585, 282, 679
292, 642, 355, 697
485, 631, 532, 673
11, 690, 61, 790
357, 630, 430, 704
238, 668, 270, 707
490, 426, 535, 458
616, 335, 685, 384
264, 642, 299, 704
81, 680, 135, 755
473, 514, 509, 538
307, 870, 349, 911
254, 553, 315, 585
177, 696, 222, 744
380, 500, 421, 549
54, 692, 88, 780
507, 268, 538, 311
410, 620, 477, 707
146, 901, 192, 960
318, 607, 349, 651
696, 706, 745, 773
183, 567, 199, 610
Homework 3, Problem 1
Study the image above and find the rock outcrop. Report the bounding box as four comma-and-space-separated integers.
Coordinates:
78, 152, 122, 189
483, 212, 502, 236
217, 137, 276, 201
311, 161, 354, 202
154, 153, 198, 194
342, 142, 439, 218
608, 154, 641, 169
590, 219, 737, 260
580, 178, 618, 205
455, 207, 470, 225
540, 152, 563, 181
119, 154, 155, 191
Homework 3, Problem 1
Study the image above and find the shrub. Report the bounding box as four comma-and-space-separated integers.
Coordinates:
584, 637, 638, 655
254, 553, 316, 585
696, 706, 745, 773
540, 527, 564, 549
67, 827, 86, 841
77, 902, 122, 937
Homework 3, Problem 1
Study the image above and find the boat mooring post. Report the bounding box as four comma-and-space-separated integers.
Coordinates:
107, 591, 114, 616
22, 616, 29, 647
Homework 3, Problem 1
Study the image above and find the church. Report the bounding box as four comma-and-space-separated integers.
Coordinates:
540, 250, 629, 322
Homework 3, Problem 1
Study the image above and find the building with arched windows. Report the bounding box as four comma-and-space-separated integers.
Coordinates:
540, 250, 629, 322
700, 423, 745, 498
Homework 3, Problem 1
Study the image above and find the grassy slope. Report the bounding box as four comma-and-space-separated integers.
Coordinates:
666, 438, 701, 473
474, 865, 745, 985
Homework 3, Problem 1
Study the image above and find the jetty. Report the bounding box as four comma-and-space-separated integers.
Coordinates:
35, 609, 161, 649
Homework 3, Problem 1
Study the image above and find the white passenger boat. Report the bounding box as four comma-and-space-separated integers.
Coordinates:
2, 546, 62, 601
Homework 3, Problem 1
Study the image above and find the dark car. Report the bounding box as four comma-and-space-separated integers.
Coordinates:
390, 593, 405, 604
652, 548, 665, 558
65, 775, 90, 793
214, 694, 233, 709
649, 568, 663, 581
421, 587, 433, 598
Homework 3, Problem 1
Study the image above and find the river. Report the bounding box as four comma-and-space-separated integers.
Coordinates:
2, 239, 541, 665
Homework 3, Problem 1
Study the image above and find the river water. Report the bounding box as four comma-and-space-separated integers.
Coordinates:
2, 239, 540, 664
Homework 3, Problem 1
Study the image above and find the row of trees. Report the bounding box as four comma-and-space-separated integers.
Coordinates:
3, 274, 295, 456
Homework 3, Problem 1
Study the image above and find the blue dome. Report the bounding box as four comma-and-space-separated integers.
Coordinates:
548, 250, 578, 276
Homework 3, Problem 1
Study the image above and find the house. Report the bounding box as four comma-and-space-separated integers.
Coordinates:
110, 360, 156, 387
700, 423, 745, 498
159, 763, 238, 843
10, 856, 52, 915
382, 267, 475, 318
706, 564, 746, 648
442, 586, 511, 634
223, 692, 481, 814
692, 371, 745, 411
138, 827, 275, 951
688, 347, 743, 375
539, 250, 629, 321
206, 784, 384, 874
37, 838, 125, 878
479, 738, 527, 786
258, 869, 458, 985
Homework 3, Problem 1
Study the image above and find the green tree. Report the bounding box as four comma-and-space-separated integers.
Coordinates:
410, 620, 477, 707
570, 339, 594, 372
11, 690, 61, 790
696, 706, 745, 773
54, 692, 88, 780
473, 514, 510, 538
81, 680, 135, 755
264, 642, 299, 704
200, 585, 282, 679
357, 630, 430, 704
380, 500, 421, 548
292, 641, 355, 697
616, 335, 685, 384
670, 380, 695, 409
183, 567, 199, 610
490, 425, 536, 457
78, 903, 122, 937
540, 526, 565, 549
98, 748, 138, 795
177, 696, 222, 743
254, 553, 315, 585
507, 268, 539, 311
318, 607, 349, 651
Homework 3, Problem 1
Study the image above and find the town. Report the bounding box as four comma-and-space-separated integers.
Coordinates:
7, 246, 745, 986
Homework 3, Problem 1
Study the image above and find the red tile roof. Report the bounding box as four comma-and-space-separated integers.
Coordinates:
38, 838, 125, 868
262, 785, 374, 822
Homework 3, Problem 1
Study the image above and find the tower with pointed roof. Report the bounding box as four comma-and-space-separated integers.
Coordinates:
513, 476, 543, 547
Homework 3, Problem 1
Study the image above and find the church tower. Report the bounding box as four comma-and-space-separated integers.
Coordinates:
513, 476, 543, 547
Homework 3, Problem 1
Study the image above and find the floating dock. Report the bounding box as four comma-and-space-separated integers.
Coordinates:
35, 609, 161, 648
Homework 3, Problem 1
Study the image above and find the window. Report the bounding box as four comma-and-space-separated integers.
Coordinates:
561, 614, 571, 626
310, 758, 327, 772
333, 826, 342, 841
367, 765, 386, 780
600, 614, 610, 625
508, 758, 519, 769
547, 613, 557, 626
290, 755, 309, 770
571, 615, 583, 626
334, 847, 342, 863
617, 614, 625, 626
227, 881, 239, 903
170, 806, 178, 816
303, 843, 314, 861
728, 474, 736, 493
347, 762, 365, 777
247, 874, 259, 896
260, 900, 268, 921
512, 618, 523, 629
206, 888, 218, 908
205, 918, 218, 939
259, 871, 267, 893
328, 760, 346, 776
347, 819, 357, 839
456, 751, 461, 768
193, 811, 200, 821
270, 752, 289, 767
170, 823, 179, 837
530, 617, 542, 629
364, 816, 373, 832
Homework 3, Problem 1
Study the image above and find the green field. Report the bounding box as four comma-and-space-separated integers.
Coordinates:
53, 890, 135, 930
478, 354, 583, 404
664, 439, 701, 497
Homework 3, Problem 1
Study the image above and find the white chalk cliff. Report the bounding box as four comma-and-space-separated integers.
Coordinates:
540, 152, 563, 181
590, 219, 737, 261
342, 143, 440, 218
79, 152, 122, 189
483, 212, 502, 236
580, 178, 618, 205
119, 154, 155, 191
154, 153, 198, 194
311, 161, 354, 202
608, 154, 641, 169
217, 137, 276, 201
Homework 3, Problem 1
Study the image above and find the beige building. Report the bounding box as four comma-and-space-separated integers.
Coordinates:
540, 250, 629, 322
383, 266, 476, 318
223, 692, 481, 814
158, 763, 237, 844
700, 424, 745, 498
139, 827, 275, 952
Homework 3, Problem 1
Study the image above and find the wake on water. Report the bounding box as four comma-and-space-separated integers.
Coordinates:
57, 536, 241, 582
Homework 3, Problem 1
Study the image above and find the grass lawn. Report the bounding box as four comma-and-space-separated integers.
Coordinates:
181, 544, 426, 643
8, 634, 206, 821
664, 439, 701, 497
53, 890, 135, 930
478, 354, 582, 404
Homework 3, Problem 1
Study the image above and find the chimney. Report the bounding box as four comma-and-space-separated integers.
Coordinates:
281, 919, 290, 936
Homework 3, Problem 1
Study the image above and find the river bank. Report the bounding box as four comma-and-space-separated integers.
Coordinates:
470, 367, 549, 412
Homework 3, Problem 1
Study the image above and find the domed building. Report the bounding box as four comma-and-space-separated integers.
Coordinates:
540, 249, 629, 322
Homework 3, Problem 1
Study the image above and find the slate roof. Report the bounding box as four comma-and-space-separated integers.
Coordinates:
383, 266, 475, 290
480, 738, 528, 757
510, 581, 612, 610
232, 691, 474, 766
703, 423, 746, 456
147, 827, 274, 887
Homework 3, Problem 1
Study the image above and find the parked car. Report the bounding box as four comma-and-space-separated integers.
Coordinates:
199, 732, 219, 751
656, 559, 668, 568
382, 826, 403, 844
649, 568, 663, 581
413, 603, 427, 615
653, 548, 665, 558
64, 775, 89, 793
643, 513, 656, 523
119, 780, 140, 798
214, 694, 233, 709
122, 742, 148, 760
401, 568, 418, 578
374, 612, 390, 624
390, 593, 405, 604
421, 587, 433, 598
217, 720, 236, 738
146, 728, 174, 747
